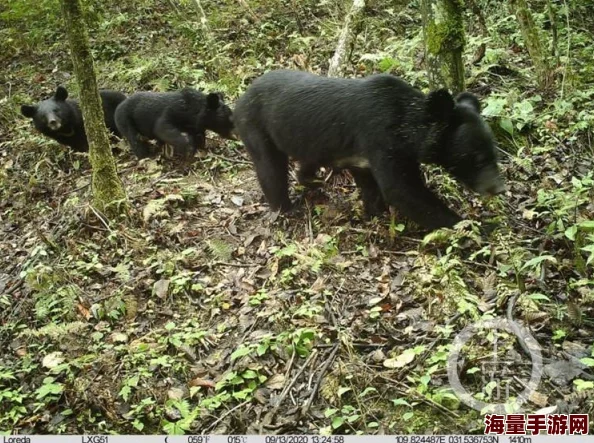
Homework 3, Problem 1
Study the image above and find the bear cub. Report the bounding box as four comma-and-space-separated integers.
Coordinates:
114, 88, 235, 159
21, 86, 126, 152
233, 69, 505, 231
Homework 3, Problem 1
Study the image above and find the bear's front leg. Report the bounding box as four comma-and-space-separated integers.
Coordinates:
350, 168, 387, 217
154, 119, 194, 158
129, 134, 152, 159
371, 157, 462, 230
188, 132, 206, 156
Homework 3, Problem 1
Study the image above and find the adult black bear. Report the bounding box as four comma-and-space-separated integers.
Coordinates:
21, 86, 126, 152
234, 70, 505, 230
114, 88, 235, 159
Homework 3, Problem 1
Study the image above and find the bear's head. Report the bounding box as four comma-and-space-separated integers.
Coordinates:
425, 90, 505, 197
21, 86, 75, 135
204, 92, 236, 140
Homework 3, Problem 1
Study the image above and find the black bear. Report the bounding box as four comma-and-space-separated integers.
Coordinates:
114, 88, 235, 159
21, 86, 127, 152
233, 70, 505, 230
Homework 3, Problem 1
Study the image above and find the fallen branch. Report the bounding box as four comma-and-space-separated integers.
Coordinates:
260, 348, 319, 432
205, 399, 250, 432
301, 343, 339, 416
275, 348, 319, 407
209, 261, 258, 268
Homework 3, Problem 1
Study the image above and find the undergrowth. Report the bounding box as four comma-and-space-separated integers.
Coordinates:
0, 0, 593, 435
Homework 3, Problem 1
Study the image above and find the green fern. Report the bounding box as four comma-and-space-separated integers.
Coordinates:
21, 321, 88, 339
205, 239, 234, 261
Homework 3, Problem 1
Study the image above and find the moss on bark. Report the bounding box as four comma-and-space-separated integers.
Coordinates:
510, 0, 554, 89
60, 0, 128, 215
421, 0, 466, 93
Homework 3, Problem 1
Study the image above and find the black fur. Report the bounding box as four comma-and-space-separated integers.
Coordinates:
21, 86, 126, 152
234, 70, 504, 230
114, 88, 234, 159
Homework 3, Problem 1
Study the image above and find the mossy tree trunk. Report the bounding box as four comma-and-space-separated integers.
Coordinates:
421, 0, 466, 94
510, 0, 554, 89
60, 0, 128, 215
327, 0, 366, 77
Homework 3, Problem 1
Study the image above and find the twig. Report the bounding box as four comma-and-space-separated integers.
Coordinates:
283, 348, 297, 383
497, 146, 514, 158
384, 249, 415, 256
88, 205, 113, 233
275, 349, 319, 407
209, 152, 252, 166
165, 0, 181, 15
149, 171, 176, 188
34, 226, 59, 251
506, 292, 537, 358
190, 0, 211, 32
324, 291, 339, 329
560, 0, 571, 99
301, 343, 339, 416
4, 279, 24, 296
305, 200, 314, 244
379, 375, 460, 419
209, 261, 257, 268
238, 0, 260, 22
258, 349, 319, 431
63, 181, 91, 196
348, 226, 373, 235
205, 399, 250, 432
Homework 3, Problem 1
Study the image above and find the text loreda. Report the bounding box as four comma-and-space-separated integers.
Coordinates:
3, 438, 31, 443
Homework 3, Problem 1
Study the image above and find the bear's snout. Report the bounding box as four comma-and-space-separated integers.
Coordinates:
487, 180, 506, 196
473, 166, 505, 197
47, 116, 62, 131
228, 129, 239, 141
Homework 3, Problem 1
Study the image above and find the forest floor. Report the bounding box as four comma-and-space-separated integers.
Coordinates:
1, 0, 594, 435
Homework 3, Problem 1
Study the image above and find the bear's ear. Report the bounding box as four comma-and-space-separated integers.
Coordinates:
456, 92, 481, 113
21, 105, 37, 118
54, 86, 68, 101
206, 92, 221, 109
426, 89, 455, 122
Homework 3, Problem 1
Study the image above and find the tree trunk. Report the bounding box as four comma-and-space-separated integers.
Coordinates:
509, 0, 554, 89
546, 0, 559, 62
327, 0, 366, 78
466, 0, 487, 65
421, 0, 466, 94
190, 0, 212, 34
237, 0, 260, 23
60, 0, 127, 215
187, 0, 221, 72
